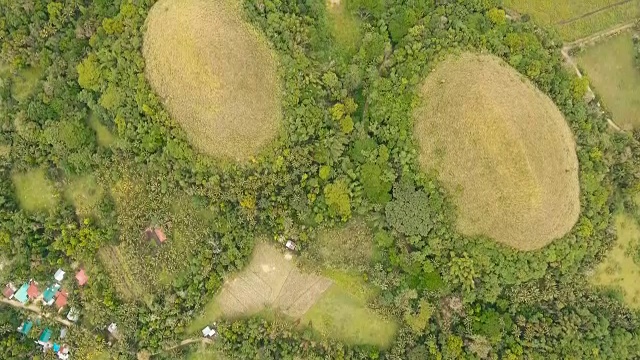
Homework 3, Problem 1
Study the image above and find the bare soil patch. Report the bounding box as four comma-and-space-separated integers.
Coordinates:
414, 53, 580, 250
213, 242, 332, 318
143, 0, 281, 161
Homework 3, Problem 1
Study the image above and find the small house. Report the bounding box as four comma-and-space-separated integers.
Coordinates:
17, 321, 33, 335
145, 226, 167, 245
59, 328, 68, 339
43, 284, 62, 306
285, 240, 297, 251
55, 290, 69, 309
54, 269, 65, 282
66, 307, 80, 322
14, 283, 29, 303
27, 281, 40, 300
107, 323, 118, 334
38, 328, 53, 346
75, 269, 88, 286
201, 326, 217, 338
3, 283, 16, 299
56, 345, 70, 360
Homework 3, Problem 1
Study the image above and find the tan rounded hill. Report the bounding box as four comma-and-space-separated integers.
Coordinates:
414, 53, 580, 251
143, 0, 281, 161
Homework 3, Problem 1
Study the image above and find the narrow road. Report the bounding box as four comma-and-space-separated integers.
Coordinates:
0, 298, 73, 327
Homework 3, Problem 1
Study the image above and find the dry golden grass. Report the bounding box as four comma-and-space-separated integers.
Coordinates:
414, 53, 580, 251
143, 0, 281, 161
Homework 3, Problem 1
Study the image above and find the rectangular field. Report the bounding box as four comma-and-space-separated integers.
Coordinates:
503, 0, 640, 41
576, 31, 640, 130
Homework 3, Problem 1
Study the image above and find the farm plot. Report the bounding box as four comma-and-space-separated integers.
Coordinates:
503, 0, 640, 41
11, 168, 57, 213
210, 242, 332, 319
576, 31, 640, 130
143, 0, 281, 161
413, 53, 580, 251
591, 207, 640, 308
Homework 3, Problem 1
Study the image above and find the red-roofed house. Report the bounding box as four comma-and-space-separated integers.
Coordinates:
27, 281, 39, 299
76, 269, 88, 286
154, 228, 167, 244
3, 283, 16, 299
55, 290, 68, 309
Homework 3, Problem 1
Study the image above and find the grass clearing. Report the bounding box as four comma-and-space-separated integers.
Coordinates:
301, 279, 398, 348
186, 344, 228, 360
143, 0, 281, 161
11, 66, 43, 102
308, 220, 375, 270
64, 175, 105, 220
414, 53, 580, 251
11, 168, 57, 212
503, 0, 640, 41
576, 31, 640, 130
326, 0, 361, 56
591, 209, 640, 308
88, 113, 116, 147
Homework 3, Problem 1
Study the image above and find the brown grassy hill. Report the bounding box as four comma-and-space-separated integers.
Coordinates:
414, 53, 580, 251
143, 0, 281, 161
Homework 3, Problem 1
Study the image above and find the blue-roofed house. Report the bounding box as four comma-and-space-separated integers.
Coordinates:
14, 283, 29, 304
43, 284, 61, 306
17, 321, 33, 335
38, 328, 52, 345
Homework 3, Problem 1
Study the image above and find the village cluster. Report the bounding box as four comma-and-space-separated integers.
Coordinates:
3, 267, 88, 359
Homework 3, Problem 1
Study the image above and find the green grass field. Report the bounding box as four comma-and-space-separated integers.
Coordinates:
186, 344, 228, 360
326, 0, 361, 56
504, 0, 640, 41
88, 113, 116, 147
11, 66, 43, 102
11, 168, 57, 212
301, 271, 398, 348
591, 201, 640, 308
64, 175, 105, 220
577, 31, 640, 130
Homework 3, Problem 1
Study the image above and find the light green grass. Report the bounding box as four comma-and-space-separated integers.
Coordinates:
64, 175, 105, 220
504, 0, 640, 41
12, 168, 57, 212
577, 31, 640, 130
88, 113, 116, 147
12, 66, 42, 101
301, 272, 398, 348
591, 210, 640, 308
326, 0, 361, 56
186, 344, 228, 360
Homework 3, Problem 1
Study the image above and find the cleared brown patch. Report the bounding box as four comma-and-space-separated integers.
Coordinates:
414, 53, 580, 251
214, 242, 332, 318
143, 0, 281, 161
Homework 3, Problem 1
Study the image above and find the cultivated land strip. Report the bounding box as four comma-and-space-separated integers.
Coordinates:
556, 0, 636, 25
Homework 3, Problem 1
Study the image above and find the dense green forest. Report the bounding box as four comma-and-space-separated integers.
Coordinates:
1, 0, 640, 359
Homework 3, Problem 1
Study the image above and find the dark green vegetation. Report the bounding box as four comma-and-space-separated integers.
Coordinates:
1, 1, 640, 360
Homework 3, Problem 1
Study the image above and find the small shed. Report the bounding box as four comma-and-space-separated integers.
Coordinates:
201, 326, 217, 338
27, 281, 39, 300
107, 323, 118, 334
17, 321, 33, 335
54, 269, 65, 282
57, 345, 70, 360
66, 307, 80, 322
75, 269, 88, 286
3, 283, 16, 299
145, 226, 168, 245
55, 290, 68, 309
14, 283, 29, 303
285, 240, 297, 251
154, 228, 167, 244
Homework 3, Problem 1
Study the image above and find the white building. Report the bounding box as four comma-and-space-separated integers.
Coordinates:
54, 269, 65, 282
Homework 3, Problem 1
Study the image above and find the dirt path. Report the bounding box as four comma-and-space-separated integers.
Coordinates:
556, 0, 636, 25
0, 298, 73, 327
